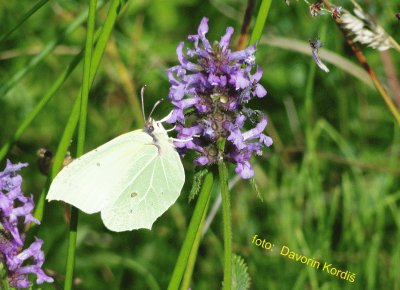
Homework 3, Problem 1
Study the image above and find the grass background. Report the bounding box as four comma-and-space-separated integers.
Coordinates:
0, 0, 399, 289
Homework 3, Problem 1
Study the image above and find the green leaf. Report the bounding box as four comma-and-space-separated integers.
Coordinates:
189, 167, 209, 202
231, 254, 251, 290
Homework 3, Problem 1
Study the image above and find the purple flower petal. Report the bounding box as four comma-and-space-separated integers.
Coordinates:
235, 161, 254, 179
254, 84, 267, 98
260, 134, 273, 147
220, 27, 234, 49
197, 17, 212, 51
242, 115, 267, 141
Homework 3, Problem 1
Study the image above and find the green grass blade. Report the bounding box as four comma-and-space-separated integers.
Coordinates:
248, 0, 272, 46
64, 0, 97, 289
0, 0, 49, 43
180, 185, 210, 290
77, 0, 97, 157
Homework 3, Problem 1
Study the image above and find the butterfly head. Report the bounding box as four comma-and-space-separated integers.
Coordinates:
144, 118, 169, 141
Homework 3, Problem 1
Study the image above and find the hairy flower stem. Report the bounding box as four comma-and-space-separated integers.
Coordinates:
168, 173, 214, 290
322, 0, 400, 125
217, 139, 232, 290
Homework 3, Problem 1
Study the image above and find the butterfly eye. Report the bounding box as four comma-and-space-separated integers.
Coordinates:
149, 125, 154, 132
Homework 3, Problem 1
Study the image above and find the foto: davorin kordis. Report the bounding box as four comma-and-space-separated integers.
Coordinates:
280, 246, 356, 283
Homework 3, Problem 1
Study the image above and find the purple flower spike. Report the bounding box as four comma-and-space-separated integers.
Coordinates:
0, 160, 53, 288
166, 17, 273, 179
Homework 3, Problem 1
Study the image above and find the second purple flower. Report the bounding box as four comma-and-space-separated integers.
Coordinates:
167, 17, 273, 179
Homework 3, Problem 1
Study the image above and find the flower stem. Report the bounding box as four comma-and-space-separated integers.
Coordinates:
167, 172, 214, 290
63, 206, 79, 290
64, 0, 96, 289
217, 139, 232, 290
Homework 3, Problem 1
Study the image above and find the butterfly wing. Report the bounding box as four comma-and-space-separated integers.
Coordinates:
100, 138, 185, 231
46, 130, 154, 214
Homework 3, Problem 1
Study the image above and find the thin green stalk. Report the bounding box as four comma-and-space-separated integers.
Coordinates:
0, 0, 49, 43
180, 190, 210, 290
217, 139, 231, 290
77, 0, 97, 157
64, 0, 97, 289
63, 206, 79, 290
167, 172, 214, 290
219, 160, 231, 290
248, 0, 272, 46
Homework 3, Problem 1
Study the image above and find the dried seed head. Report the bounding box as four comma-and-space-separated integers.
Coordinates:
340, 2, 393, 51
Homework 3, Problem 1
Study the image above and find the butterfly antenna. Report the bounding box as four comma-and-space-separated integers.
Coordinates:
141, 86, 146, 122
149, 98, 164, 119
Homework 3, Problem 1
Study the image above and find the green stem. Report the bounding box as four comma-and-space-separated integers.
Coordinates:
63, 207, 79, 290
167, 172, 214, 290
64, 0, 97, 289
217, 139, 231, 290
219, 161, 232, 290
77, 0, 97, 157
248, 0, 273, 46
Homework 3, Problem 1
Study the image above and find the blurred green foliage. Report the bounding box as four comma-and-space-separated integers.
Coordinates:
0, 0, 399, 289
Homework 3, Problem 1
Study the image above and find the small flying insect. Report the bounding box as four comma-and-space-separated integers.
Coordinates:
309, 37, 330, 73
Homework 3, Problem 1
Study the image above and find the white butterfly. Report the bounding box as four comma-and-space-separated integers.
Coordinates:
47, 108, 185, 232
